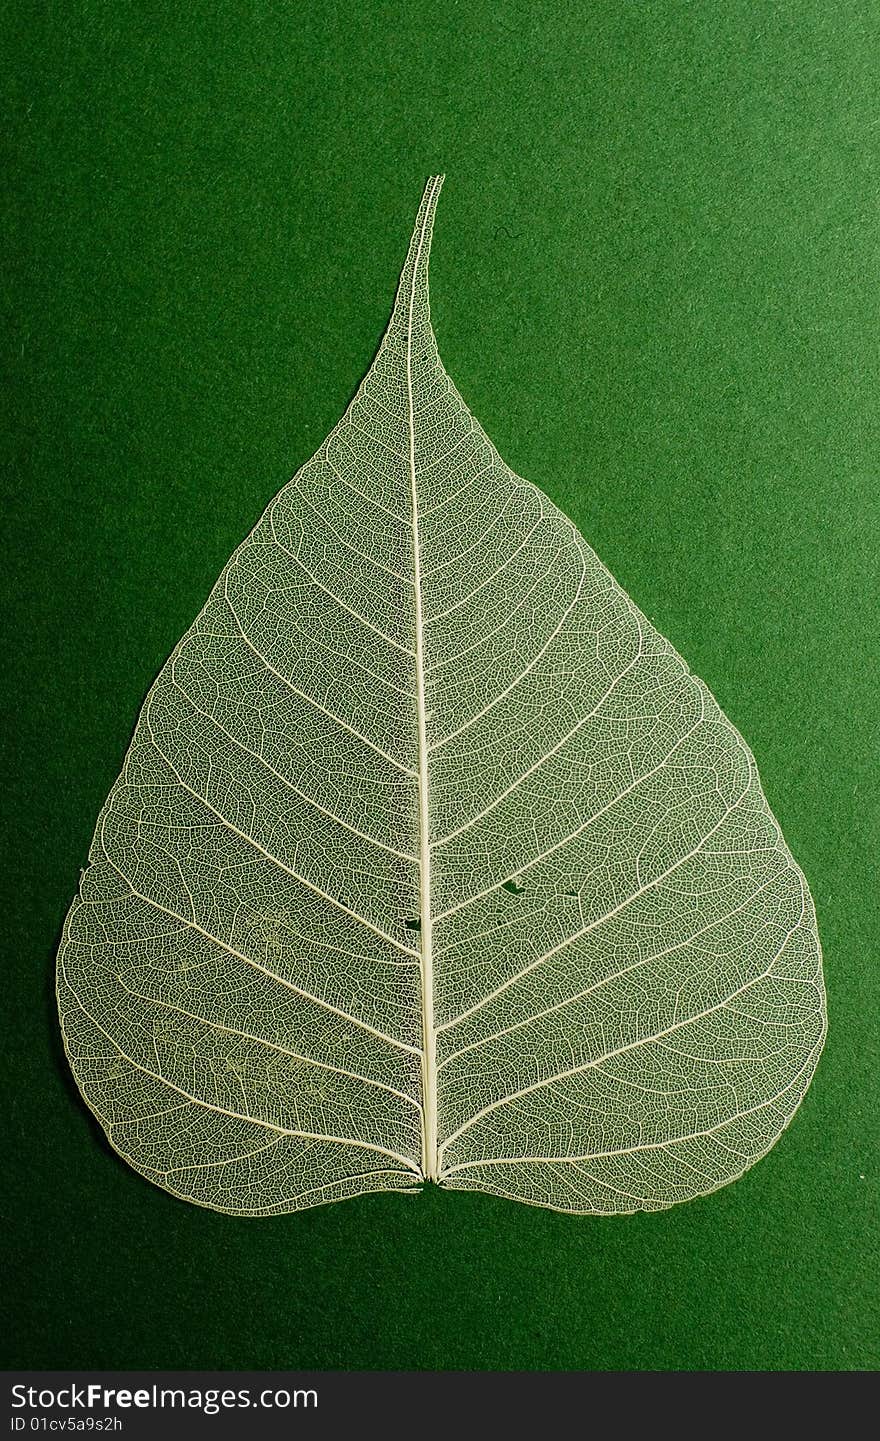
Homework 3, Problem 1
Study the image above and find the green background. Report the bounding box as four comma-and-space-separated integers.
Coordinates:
3, 0, 878, 1371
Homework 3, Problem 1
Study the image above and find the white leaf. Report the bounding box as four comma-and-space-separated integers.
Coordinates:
57, 176, 826, 1216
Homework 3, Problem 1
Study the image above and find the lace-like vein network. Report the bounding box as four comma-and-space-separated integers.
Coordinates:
56, 176, 825, 1216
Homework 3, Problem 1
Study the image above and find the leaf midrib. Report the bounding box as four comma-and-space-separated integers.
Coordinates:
406, 174, 444, 1182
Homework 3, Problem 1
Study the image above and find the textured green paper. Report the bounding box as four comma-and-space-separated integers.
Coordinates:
3, 0, 877, 1371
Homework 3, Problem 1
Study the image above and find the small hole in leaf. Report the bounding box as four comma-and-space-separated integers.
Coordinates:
502, 880, 526, 895
405, 918, 421, 930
